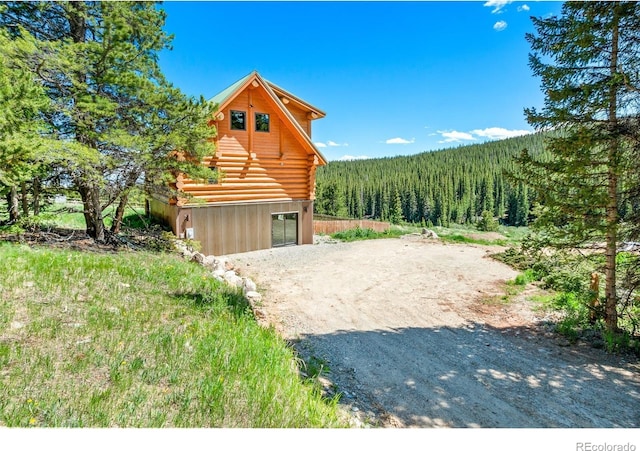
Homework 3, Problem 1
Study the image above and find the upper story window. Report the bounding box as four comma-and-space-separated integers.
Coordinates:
255, 113, 270, 132
230, 110, 246, 130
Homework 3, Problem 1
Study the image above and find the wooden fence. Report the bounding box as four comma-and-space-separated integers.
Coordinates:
313, 219, 390, 235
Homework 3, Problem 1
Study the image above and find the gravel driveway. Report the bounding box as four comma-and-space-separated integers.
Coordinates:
226, 236, 640, 428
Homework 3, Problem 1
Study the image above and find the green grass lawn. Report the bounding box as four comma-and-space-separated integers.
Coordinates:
329, 226, 406, 242
41, 202, 149, 230
0, 200, 151, 232
0, 243, 345, 427
330, 222, 529, 246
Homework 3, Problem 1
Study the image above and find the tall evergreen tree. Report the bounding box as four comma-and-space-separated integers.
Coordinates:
316, 133, 543, 228
389, 189, 403, 225
517, 2, 640, 332
317, 180, 347, 217
0, 2, 216, 240
0, 25, 50, 222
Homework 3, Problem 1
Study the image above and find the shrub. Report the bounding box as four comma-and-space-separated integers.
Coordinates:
332, 226, 378, 242
477, 210, 499, 232
514, 269, 537, 286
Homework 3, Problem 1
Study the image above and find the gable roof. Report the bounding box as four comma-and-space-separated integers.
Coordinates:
209, 71, 327, 165
209, 72, 255, 107
266, 80, 326, 120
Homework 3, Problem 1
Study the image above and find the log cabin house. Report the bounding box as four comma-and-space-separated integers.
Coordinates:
149, 71, 327, 255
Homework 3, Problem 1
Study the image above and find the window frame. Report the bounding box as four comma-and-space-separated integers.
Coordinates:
255, 112, 270, 133
230, 110, 246, 131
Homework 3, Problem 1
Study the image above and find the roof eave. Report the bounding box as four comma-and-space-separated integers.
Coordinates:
258, 76, 327, 165
266, 82, 326, 119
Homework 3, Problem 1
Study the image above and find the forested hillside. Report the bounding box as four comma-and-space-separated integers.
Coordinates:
315, 133, 547, 227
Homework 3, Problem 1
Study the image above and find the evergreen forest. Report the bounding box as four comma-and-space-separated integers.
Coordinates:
315, 133, 544, 227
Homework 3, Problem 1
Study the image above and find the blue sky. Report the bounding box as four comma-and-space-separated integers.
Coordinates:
158, 1, 564, 161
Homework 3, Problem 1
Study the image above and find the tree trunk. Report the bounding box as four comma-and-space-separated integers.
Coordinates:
6, 186, 20, 223
66, 2, 86, 43
605, 161, 619, 332
111, 170, 142, 233
78, 181, 105, 242
33, 177, 41, 215
110, 192, 129, 234
20, 181, 29, 217
604, 6, 620, 333
67, 2, 105, 241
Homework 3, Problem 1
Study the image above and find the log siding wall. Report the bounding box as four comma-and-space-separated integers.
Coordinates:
283, 102, 311, 136
151, 73, 324, 256
178, 88, 316, 205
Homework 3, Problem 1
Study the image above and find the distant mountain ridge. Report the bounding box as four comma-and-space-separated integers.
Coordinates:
315, 132, 548, 226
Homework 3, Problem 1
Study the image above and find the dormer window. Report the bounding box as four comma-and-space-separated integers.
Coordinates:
230, 110, 246, 130
255, 113, 270, 132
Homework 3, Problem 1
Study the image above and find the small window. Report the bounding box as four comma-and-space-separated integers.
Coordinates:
255, 113, 270, 132
230, 110, 246, 130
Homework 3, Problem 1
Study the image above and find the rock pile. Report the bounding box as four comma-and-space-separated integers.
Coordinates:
421, 228, 439, 239
173, 240, 266, 322
400, 229, 440, 242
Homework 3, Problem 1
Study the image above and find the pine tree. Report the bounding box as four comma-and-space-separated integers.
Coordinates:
315, 133, 546, 228
518, 2, 640, 332
317, 180, 347, 217
0, 26, 50, 222
0, 2, 216, 240
477, 210, 499, 232
389, 189, 403, 225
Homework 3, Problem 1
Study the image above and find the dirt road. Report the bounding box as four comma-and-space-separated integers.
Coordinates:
226, 236, 640, 428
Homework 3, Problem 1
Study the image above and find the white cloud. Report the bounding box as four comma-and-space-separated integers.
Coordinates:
437, 130, 477, 144
338, 155, 370, 161
493, 20, 508, 31
385, 137, 415, 145
436, 127, 532, 144
315, 141, 348, 148
471, 127, 532, 140
484, 0, 512, 14
517, 4, 530, 12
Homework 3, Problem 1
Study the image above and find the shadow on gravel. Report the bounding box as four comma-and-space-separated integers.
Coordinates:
297, 324, 640, 428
